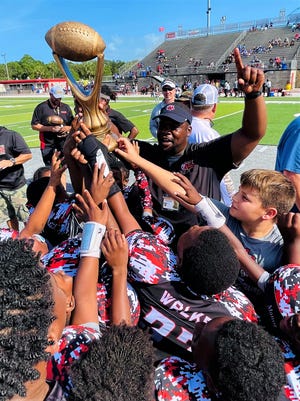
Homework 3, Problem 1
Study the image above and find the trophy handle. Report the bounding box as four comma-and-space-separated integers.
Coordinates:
53, 53, 115, 145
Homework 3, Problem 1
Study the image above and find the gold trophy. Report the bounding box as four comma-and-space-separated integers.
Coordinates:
45, 21, 116, 149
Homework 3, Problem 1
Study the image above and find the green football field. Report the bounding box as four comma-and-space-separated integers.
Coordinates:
0, 95, 299, 147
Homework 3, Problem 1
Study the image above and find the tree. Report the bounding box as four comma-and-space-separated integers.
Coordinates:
4, 62, 22, 80
44, 61, 63, 79
19, 54, 37, 79
0, 55, 129, 81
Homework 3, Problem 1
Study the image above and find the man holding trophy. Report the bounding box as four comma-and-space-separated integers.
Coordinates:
31, 85, 73, 165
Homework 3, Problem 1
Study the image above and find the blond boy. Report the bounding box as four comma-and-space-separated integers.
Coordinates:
212, 169, 295, 272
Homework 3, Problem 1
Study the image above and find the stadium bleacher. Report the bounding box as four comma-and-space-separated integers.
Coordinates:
112, 12, 300, 93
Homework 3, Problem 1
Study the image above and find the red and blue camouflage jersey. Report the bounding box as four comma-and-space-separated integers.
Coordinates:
126, 229, 257, 360
154, 356, 214, 401
0, 230, 141, 326
264, 265, 300, 332
0, 228, 18, 240
47, 324, 102, 396
27, 200, 82, 247
154, 339, 299, 401
41, 237, 81, 277
277, 337, 300, 400
43, 237, 140, 326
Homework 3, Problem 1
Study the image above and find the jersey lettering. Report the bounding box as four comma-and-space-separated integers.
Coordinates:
160, 290, 177, 306
145, 306, 175, 337
144, 306, 194, 348
160, 290, 210, 323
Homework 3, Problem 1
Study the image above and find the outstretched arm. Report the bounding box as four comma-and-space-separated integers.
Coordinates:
72, 190, 108, 326
115, 137, 185, 196
128, 126, 139, 140
230, 48, 267, 164
277, 212, 300, 265
63, 121, 92, 194
19, 151, 67, 238
101, 228, 131, 325
171, 172, 266, 285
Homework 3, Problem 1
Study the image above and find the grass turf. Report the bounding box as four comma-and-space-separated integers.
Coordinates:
0, 95, 299, 148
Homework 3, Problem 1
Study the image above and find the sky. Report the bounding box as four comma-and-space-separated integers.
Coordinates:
1, 0, 300, 64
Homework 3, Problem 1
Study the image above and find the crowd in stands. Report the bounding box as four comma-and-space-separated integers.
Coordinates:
106, 25, 299, 91
2, 47, 300, 401
127, 23, 299, 81
291, 22, 300, 32
219, 31, 296, 72
249, 22, 274, 31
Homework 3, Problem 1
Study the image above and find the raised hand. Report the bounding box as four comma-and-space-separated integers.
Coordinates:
70, 147, 88, 165
115, 137, 140, 164
49, 150, 67, 188
278, 212, 300, 244
101, 227, 131, 325
75, 189, 108, 225
101, 228, 128, 273
63, 115, 84, 155
234, 47, 264, 94
90, 162, 115, 205
171, 172, 202, 212
71, 121, 92, 145
278, 212, 300, 265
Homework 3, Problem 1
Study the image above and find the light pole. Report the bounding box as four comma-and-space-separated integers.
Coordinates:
1, 53, 10, 80
220, 16, 226, 30
206, 0, 211, 36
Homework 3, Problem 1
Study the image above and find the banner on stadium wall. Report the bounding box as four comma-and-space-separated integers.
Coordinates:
188, 30, 200, 36
166, 32, 176, 39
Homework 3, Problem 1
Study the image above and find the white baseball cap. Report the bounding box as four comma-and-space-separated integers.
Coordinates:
161, 79, 176, 89
49, 85, 64, 99
192, 84, 219, 105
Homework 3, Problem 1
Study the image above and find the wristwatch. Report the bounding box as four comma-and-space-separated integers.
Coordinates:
9, 158, 16, 166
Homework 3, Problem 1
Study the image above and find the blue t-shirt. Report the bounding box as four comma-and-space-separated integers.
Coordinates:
212, 199, 283, 272
276, 116, 300, 173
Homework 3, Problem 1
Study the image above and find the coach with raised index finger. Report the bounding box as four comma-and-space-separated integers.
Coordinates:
117, 48, 267, 239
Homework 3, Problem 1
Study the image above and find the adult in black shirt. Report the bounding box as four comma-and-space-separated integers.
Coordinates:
99, 85, 139, 140
0, 126, 32, 230
31, 85, 73, 165
134, 48, 267, 238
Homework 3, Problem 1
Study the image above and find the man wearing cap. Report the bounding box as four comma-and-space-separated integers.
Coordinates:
175, 90, 192, 108
0, 126, 32, 230
189, 83, 235, 206
133, 48, 267, 239
31, 85, 74, 165
99, 85, 139, 140
149, 78, 176, 138
189, 84, 220, 143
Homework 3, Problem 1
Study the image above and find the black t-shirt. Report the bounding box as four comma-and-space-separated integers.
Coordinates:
31, 99, 73, 145
127, 229, 257, 361
137, 135, 236, 237
108, 108, 134, 134
0, 126, 31, 190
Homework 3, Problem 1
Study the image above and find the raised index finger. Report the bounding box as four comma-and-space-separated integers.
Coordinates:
234, 48, 244, 76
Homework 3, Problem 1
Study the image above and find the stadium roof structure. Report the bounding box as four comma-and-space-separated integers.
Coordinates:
163, 10, 300, 41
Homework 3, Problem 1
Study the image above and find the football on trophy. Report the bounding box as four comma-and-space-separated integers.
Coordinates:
45, 21, 106, 62
47, 115, 64, 126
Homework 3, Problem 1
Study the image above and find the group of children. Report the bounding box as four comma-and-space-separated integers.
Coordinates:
1, 89, 300, 400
